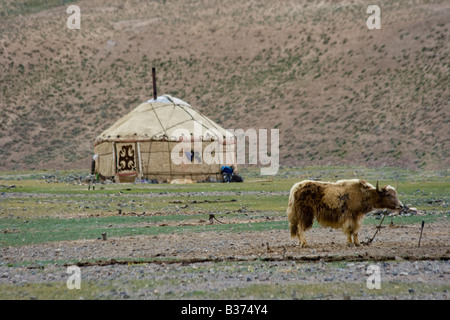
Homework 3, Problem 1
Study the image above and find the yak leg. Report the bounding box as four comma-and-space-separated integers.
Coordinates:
345, 232, 353, 246
345, 231, 361, 247
352, 233, 361, 246
342, 219, 357, 247
343, 216, 363, 246
352, 216, 363, 246
297, 228, 308, 248
296, 212, 313, 248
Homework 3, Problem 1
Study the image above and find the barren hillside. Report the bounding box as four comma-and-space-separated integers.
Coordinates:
0, 0, 448, 171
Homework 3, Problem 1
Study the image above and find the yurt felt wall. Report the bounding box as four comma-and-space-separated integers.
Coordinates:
94, 140, 236, 183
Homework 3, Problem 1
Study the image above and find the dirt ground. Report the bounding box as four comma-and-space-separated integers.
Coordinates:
2, 217, 449, 264
1, 217, 449, 300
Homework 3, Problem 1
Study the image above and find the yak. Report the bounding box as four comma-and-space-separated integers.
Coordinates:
287, 179, 403, 247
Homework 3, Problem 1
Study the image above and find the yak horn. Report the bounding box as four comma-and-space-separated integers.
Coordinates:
376, 180, 380, 192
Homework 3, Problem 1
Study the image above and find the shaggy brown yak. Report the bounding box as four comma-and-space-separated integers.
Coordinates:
287, 179, 403, 247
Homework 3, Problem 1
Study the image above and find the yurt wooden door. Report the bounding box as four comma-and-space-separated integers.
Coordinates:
114, 142, 142, 182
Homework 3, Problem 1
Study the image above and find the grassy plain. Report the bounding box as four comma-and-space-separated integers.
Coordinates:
1, 166, 448, 249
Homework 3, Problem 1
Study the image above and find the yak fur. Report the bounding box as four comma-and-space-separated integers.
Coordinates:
287, 179, 403, 247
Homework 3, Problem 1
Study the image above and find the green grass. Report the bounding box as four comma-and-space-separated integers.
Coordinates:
0, 167, 448, 247
0, 212, 445, 248
0, 215, 289, 247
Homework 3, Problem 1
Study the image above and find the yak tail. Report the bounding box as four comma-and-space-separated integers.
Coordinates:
287, 187, 301, 238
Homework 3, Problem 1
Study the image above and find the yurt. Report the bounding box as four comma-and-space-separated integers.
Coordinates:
93, 95, 236, 183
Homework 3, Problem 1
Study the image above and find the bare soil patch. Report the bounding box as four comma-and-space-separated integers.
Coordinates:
1, 217, 449, 300
2, 219, 448, 265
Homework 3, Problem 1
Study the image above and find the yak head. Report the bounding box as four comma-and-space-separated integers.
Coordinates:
375, 181, 404, 211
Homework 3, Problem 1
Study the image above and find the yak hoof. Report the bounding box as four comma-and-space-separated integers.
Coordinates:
298, 241, 309, 248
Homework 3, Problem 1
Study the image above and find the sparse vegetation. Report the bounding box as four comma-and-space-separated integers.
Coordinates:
0, 0, 448, 171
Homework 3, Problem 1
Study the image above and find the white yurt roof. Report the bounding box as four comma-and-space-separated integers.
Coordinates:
95, 95, 234, 145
